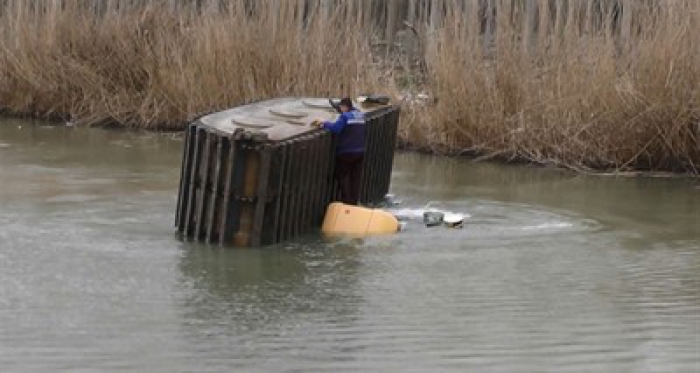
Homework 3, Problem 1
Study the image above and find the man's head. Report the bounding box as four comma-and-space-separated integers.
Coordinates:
339, 98, 354, 112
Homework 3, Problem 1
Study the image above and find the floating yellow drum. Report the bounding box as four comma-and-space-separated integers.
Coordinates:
321, 202, 399, 238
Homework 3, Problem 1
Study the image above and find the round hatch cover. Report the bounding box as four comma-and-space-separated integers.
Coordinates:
269, 108, 308, 119
231, 116, 273, 129
302, 99, 335, 109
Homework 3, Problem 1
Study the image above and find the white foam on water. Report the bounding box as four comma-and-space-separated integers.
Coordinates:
520, 222, 575, 231
389, 207, 471, 220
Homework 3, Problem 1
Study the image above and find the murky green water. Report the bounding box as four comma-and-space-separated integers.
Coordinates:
1, 120, 698, 372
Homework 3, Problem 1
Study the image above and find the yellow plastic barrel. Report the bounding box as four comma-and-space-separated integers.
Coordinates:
321, 202, 399, 238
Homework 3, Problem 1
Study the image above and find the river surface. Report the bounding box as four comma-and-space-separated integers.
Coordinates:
0, 120, 698, 372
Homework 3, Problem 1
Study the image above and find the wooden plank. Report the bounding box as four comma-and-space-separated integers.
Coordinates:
364, 116, 380, 203
269, 143, 289, 245
309, 132, 326, 225
284, 141, 300, 241
218, 137, 236, 245
260, 145, 285, 245
174, 126, 187, 226
362, 116, 373, 203
194, 131, 212, 240
372, 114, 381, 201
358, 117, 370, 203
294, 139, 307, 235
330, 135, 341, 203
233, 145, 260, 247
375, 113, 388, 201
293, 137, 311, 236
373, 114, 387, 202
205, 136, 224, 244
309, 133, 324, 227
183, 127, 203, 237
301, 135, 317, 233
372, 113, 385, 201
381, 107, 400, 198
380, 109, 395, 200
277, 142, 295, 243
222, 139, 246, 245
380, 108, 399, 199
176, 125, 195, 228
307, 134, 319, 225
250, 145, 272, 247
374, 113, 389, 201
293, 137, 309, 237
320, 132, 335, 209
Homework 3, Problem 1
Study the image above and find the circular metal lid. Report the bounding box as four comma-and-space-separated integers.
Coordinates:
302, 99, 335, 110
230, 116, 273, 129
269, 108, 308, 119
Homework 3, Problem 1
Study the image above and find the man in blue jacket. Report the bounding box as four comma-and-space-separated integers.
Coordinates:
320, 98, 365, 205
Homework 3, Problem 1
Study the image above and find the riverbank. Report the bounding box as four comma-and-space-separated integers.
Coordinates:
0, 1, 698, 174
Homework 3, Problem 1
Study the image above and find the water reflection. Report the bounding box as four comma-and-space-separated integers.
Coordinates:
178, 239, 364, 332
392, 152, 699, 242
1, 121, 698, 371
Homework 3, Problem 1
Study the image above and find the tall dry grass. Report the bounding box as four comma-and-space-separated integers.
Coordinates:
0, 0, 385, 128
0, 0, 697, 173
402, 0, 699, 172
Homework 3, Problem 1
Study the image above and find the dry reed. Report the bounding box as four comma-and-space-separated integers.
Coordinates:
403, 0, 700, 173
0, 0, 384, 128
0, 0, 697, 173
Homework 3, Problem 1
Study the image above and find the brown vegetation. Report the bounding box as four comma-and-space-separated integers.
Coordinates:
0, 0, 698, 173
0, 1, 384, 127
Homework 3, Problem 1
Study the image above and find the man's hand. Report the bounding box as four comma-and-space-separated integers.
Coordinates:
310, 120, 323, 128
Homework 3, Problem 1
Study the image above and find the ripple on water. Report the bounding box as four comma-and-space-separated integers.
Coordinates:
1, 125, 698, 372
385, 199, 601, 248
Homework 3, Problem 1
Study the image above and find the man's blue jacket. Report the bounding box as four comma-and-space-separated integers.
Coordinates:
322, 109, 366, 155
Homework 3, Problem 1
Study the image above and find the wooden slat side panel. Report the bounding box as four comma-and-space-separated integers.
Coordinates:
360, 116, 377, 203
297, 136, 313, 236
233, 145, 259, 247
205, 136, 224, 244
375, 113, 389, 201
183, 127, 204, 237
222, 139, 245, 245
194, 131, 213, 240
381, 107, 400, 198
217, 137, 234, 245
276, 142, 293, 243
250, 146, 272, 247
328, 136, 340, 203
286, 141, 302, 240
263, 145, 287, 246
309, 133, 325, 226
319, 133, 334, 210
176, 125, 196, 229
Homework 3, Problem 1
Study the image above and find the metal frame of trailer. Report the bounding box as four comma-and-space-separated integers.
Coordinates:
175, 98, 400, 247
